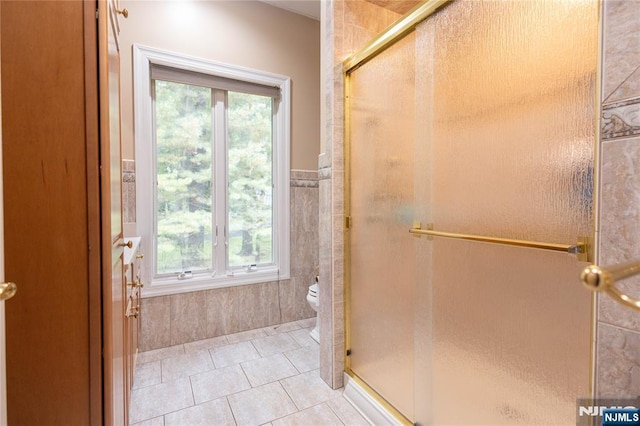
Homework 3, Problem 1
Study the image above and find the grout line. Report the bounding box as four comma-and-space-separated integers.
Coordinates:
603, 64, 640, 105
325, 397, 350, 426
188, 375, 196, 408
598, 320, 640, 336
209, 347, 219, 369
225, 396, 239, 426
277, 379, 301, 411
204, 345, 216, 370
238, 357, 254, 388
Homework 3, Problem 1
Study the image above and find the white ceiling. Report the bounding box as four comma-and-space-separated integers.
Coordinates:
260, 0, 321, 21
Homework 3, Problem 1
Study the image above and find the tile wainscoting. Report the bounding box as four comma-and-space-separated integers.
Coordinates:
131, 169, 319, 351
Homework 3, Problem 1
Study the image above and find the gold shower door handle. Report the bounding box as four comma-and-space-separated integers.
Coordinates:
0, 282, 17, 301
581, 260, 640, 311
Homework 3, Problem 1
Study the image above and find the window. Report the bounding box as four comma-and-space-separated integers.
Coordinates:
134, 45, 290, 296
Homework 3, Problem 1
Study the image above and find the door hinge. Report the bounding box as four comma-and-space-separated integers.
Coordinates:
346, 349, 352, 356
345, 216, 352, 229
96, 9, 99, 19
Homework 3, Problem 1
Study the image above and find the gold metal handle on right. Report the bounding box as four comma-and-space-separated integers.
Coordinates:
0, 282, 17, 301
581, 259, 640, 311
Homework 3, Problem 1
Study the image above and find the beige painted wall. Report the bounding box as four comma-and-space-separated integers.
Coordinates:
119, 0, 320, 171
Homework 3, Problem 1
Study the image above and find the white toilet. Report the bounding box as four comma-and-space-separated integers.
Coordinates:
306, 279, 320, 343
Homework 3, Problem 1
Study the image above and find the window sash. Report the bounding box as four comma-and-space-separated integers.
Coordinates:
152, 82, 277, 279
152, 81, 217, 277
226, 91, 275, 271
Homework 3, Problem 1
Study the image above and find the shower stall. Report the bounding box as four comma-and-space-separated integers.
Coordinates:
345, 0, 599, 424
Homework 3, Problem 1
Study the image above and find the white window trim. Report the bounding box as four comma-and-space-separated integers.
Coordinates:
133, 44, 290, 298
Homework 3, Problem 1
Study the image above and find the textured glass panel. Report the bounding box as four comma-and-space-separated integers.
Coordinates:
349, 0, 597, 424
413, 19, 436, 424
227, 92, 274, 268
429, 239, 591, 425
412, 0, 596, 424
349, 33, 416, 421
155, 81, 213, 275
428, 0, 597, 244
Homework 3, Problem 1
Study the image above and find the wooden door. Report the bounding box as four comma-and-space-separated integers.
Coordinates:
99, 0, 127, 423
0, 5, 10, 420
0, 4, 5, 420
0, 1, 102, 424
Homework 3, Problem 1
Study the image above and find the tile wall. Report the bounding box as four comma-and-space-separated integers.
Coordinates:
124, 169, 319, 351
596, 0, 640, 398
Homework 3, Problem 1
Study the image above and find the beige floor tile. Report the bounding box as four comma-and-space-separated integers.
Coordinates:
130, 416, 164, 426
164, 398, 235, 426
133, 361, 161, 389
137, 345, 185, 364
327, 396, 371, 425
272, 403, 343, 426
280, 370, 342, 411
287, 328, 317, 348
210, 341, 261, 368
262, 321, 301, 336
129, 378, 194, 424
226, 328, 268, 344
191, 364, 252, 404
251, 333, 300, 357
132, 322, 368, 426
161, 350, 214, 382
294, 318, 316, 329
184, 335, 229, 353
240, 353, 299, 387
228, 382, 297, 426
283, 345, 320, 373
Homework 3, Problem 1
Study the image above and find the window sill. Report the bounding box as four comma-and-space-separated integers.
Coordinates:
141, 268, 289, 298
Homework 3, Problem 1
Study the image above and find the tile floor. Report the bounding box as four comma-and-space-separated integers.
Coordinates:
130, 318, 371, 426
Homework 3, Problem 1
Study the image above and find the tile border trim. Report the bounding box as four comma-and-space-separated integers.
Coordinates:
602, 97, 640, 140
291, 169, 319, 188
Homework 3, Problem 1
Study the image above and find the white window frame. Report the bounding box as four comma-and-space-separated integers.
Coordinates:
134, 44, 290, 297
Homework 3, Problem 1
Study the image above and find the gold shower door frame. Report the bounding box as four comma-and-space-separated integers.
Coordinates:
343, 0, 601, 424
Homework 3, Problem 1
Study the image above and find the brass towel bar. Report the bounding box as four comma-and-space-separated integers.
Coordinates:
409, 223, 640, 312
409, 222, 589, 261
581, 260, 640, 311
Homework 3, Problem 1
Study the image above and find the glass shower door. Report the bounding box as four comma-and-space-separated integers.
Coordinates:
348, 33, 417, 421
347, 0, 598, 424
